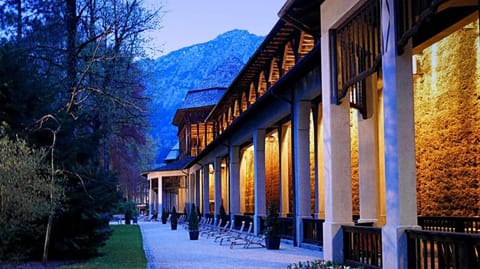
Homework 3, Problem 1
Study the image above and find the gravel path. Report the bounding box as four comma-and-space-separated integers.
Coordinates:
139, 221, 323, 269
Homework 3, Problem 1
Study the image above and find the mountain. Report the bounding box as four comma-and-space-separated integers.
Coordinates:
142, 30, 264, 166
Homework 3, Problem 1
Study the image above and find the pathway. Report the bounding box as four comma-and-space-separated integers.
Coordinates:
139, 221, 323, 269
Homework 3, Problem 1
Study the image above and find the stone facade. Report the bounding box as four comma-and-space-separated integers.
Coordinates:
414, 20, 480, 216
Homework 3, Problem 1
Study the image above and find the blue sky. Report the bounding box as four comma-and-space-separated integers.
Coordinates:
143, 0, 287, 58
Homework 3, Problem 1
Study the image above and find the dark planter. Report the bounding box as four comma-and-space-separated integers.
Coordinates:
171, 223, 177, 230
265, 236, 280, 250
189, 231, 199, 240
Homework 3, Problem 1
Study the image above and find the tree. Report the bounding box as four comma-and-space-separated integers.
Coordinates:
0, 134, 63, 261
0, 0, 162, 262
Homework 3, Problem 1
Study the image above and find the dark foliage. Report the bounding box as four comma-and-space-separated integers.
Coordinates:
188, 204, 199, 231
49, 167, 121, 259
264, 202, 280, 238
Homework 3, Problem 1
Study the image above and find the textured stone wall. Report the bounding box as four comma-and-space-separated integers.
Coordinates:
414, 20, 480, 216
240, 148, 254, 213
351, 110, 360, 215
265, 134, 280, 209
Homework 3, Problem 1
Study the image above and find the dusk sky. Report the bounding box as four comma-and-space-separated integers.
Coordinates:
143, 0, 287, 58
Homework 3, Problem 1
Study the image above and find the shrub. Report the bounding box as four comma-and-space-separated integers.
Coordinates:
188, 204, 199, 231
0, 136, 63, 261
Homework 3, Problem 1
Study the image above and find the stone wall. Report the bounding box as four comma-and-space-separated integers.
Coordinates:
240, 147, 254, 213
351, 110, 360, 215
414, 20, 480, 216
265, 133, 280, 209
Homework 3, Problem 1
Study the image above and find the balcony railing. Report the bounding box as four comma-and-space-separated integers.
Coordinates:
407, 229, 480, 269
343, 225, 382, 269
396, 0, 449, 53
330, 0, 381, 119
418, 216, 480, 234
303, 218, 324, 245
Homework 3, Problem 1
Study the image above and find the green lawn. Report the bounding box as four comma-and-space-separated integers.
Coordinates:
61, 225, 147, 269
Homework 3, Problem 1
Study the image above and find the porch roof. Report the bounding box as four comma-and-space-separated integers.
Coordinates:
186, 43, 321, 168
278, 0, 322, 37
142, 157, 194, 177
206, 19, 298, 120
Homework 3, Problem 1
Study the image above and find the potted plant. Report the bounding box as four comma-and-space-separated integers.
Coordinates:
123, 200, 137, 225
188, 203, 199, 240
170, 206, 178, 230
264, 201, 280, 250
161, 208, 168, 224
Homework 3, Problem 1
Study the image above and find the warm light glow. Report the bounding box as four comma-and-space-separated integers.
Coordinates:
430, 44, 438, 94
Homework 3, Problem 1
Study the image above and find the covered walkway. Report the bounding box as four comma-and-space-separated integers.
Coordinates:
139, 221, 322, 269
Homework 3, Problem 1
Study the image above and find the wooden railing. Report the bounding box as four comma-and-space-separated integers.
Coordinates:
418, 216, 480, 233
330, 0, 381, 119
233, 214, 253, 230
303, 218, 324, 245
343, 225, 382, 269
407, 229, 480, 269
278, 217, 294, 240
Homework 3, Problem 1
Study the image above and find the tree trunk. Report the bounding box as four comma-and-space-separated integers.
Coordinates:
42, 212, 54, 265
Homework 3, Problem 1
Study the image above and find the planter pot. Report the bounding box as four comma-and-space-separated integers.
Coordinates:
189, 231, 199, 240
171, 223, 177, 230
265, 236, 280, 250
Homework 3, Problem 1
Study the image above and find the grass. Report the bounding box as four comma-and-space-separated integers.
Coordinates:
61, 225, 147, 269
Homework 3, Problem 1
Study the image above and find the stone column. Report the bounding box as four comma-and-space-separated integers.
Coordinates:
294, 99, 311, 245
253, 129, 266, 235
229, 145, 240, 222
148, 177, 153, 218
321, 31, 354, 263
202, 165, 210, 216
157, 176, 163, 214
214, 157, 223, 224
381, 1, 419, 268
195, 169, 201, 208
358, 75, 379, 225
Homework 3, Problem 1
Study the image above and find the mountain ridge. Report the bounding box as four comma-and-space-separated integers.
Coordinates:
142, 29, 264, 165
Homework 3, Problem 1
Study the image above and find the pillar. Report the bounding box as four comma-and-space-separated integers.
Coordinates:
202, 165, 210, 216
148, 177, 153, 217
214, 157, 223, 224
195, 169, 201, 208
157, 176, 163, 214
358, 75, 379, 224
229, 145, 240, 222
294, 99, 311, 245
381, 1, 419, 268
321, 30, 354, 263
253, 129, 266, 235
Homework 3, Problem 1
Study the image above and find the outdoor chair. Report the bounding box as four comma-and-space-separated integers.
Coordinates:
199, 217, 213, 232
218, 220, 246, 245
244, 232, 265, 249
229, 222, 254, 249
201, 218, 222, 237
213, 221, 234, 242
207, 220, 229, 239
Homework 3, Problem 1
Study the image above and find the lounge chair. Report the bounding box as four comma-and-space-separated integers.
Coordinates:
229, 222, 255, 249
219, 221, 247, 245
